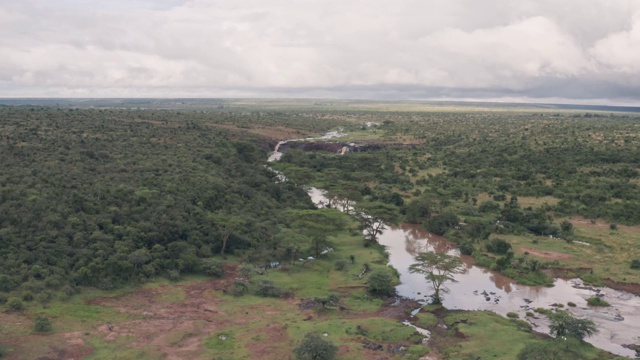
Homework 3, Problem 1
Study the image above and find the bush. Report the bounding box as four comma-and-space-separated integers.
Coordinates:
34, 316, 52, 332
534, 307, 552, 316
485, 238, 512, 254
567, 302, 577, 307
367, 269, 395, 296
293, 333, 338, 360
6, 297, 24, 312
506, 312, 519, 318
586, 296, 610, 307
525, 311, 534, 317
631, 259, 640, 270
255, 279, 281, 298
167, 269, 181, 282
201, 258, 225, 278
333, 260, 348, 271
517, 340, 584, 360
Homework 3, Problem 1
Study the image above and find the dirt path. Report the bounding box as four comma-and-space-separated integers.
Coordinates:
520, 247, 573, 261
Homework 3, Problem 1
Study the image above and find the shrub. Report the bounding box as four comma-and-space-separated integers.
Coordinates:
525, 311, 534, 317
368, 269, 395, 296
506, 312, 519, 319
534, 307, 552, 316
6, 297, 24, 312
631, 259, 640, 270
586, 296, 610, 307
255, 280, 281, 298
567, 302, 577, 307
201, 258, 225, 278
485, 238, 512, 254
167, 270, 181, 282
333, 260, 348, 271
293, 333, 338, 360
34, 316, 52, 332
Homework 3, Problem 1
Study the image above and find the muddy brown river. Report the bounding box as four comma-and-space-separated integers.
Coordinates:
307, 188, 640, 358
272, 140, 640, 358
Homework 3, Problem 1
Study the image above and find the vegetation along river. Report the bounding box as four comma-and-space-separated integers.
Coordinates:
272, 137, 640, 359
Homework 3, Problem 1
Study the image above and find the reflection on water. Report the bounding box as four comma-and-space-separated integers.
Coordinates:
306, 181, 639, 358
377, 223, 640, 358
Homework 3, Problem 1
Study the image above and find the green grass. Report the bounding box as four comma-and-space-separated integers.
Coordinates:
85, 337, 160, 360
438, 311, 617, 359
155, 287, 187, 303
414, 312, 438, 328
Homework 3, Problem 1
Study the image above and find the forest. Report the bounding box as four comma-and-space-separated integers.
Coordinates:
1, 101, 638, 359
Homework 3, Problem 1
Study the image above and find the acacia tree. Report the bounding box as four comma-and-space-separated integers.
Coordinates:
549, 311, 597, 340
289, 209, 346, 258
293, 333, 338, 360
210, 212, 244, 256
409, 252, 464, 304
355, 202, 399, 246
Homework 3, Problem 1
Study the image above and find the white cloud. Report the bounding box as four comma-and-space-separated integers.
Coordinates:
1, 0, 640, 103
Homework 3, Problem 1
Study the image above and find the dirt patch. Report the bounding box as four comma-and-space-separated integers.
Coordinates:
520, 247, 573, 261
245, 323, 289, 359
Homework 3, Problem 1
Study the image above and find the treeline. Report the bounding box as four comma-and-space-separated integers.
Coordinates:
0, 107, 324, 299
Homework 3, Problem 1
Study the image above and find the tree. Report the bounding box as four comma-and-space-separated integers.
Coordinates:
548, 311, 597, 340
409, 252, 464, 304
210, 212, 244, 256
367, 269, 395, 296
355, 202, 399, 246
288, 209, 346, 258
293, 333, 338, 360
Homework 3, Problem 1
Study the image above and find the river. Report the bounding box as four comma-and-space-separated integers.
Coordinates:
273, 143, 640, 358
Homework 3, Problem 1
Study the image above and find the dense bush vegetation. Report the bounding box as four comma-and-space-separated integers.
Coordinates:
0, 107, 321, 296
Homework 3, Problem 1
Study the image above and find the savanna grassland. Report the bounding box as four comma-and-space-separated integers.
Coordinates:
0, 100, 637, 359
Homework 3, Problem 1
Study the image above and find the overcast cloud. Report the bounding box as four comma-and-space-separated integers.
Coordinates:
1, 0, 640, 104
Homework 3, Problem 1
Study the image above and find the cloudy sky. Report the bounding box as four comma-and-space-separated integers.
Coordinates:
2, 0, 640, 104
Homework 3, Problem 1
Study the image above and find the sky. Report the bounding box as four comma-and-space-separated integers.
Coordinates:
1, 0, 640, 105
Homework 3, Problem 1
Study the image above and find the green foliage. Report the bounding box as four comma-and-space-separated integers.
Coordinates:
367, 269, 395, 296
293, 333, 338, 360
6, 297, 24, 312
34, 316, 52, 332
313, 294, 340, 309
255, 279, 281, 298
0, 107, 315, 294
549, 311, 597, 340
425, 212, 459, 235
200, 258, 225, 278
631, 259, 640, 269
167, 270, 181, 282
333, 259, 348, 271
0, 344, 6, 358
506, 312, 519, 319
586, 297, 610, 307
517, 340, 588, 360
409, 252, 463, 304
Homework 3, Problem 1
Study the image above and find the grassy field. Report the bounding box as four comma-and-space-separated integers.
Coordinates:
0, 230, 430, 360
498, 217, 640, 285
412, 307, 622, 360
